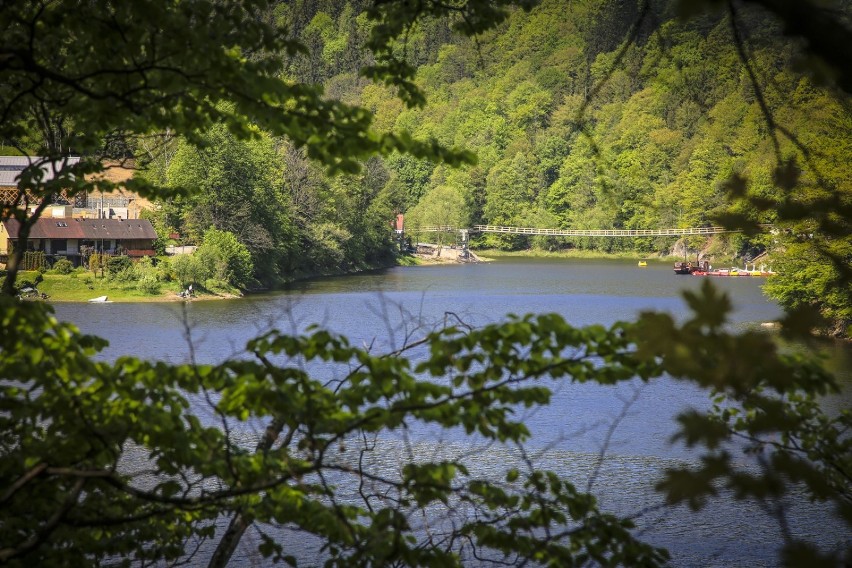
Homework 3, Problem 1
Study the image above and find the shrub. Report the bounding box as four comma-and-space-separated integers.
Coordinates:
52, 259, 73, 274
137, 273, 161, 295
204, 278, 231, 293
88, 253, 103, 274
106, 255, 132, 275
132, 256, 154, 278
108, 267, 136, 283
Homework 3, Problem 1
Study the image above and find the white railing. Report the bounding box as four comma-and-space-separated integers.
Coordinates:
416, 226, 457, 233
472, 225, 737, 236
411, 225, 739, 237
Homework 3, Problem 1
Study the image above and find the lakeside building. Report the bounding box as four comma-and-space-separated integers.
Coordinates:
1, 156, 156, 267
0, 216, 157, 266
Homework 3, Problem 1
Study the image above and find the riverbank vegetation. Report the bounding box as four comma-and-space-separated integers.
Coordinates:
0, 0, 850, 566
14, 258, 242, 303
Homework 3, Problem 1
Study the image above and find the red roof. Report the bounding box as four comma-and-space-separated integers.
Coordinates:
3, 217, 156, 240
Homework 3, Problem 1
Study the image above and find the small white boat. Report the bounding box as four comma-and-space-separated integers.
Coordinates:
87, 295, 111, 303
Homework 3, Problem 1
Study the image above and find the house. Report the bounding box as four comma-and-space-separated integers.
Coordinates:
0, 156, 82, 206
1, 156, 148, 219
0, 217, 157, 266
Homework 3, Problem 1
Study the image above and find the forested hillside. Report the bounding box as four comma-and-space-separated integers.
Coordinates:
164, 1, 850, 249
352, 0, 849, 252
144, 0, 848, 331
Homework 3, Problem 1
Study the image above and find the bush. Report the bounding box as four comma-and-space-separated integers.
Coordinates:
132, 256, 153, 278
52, 259, 73, 274
131, 256, 165, 291
106, 255, 132, 275
88, 253, 103, 274
137, 273, 161, 295
108, 267, 136, 283
204, 278, 232, 293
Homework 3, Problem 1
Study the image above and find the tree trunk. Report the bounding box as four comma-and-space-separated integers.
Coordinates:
207, 416, 287, 568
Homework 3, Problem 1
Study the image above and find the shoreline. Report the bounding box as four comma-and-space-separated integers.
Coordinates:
27, 249, 715, 303
26, 257, 402, 304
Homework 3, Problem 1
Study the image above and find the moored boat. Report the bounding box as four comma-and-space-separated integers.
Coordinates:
674, 261, 692, 274
674, 259, 710, 275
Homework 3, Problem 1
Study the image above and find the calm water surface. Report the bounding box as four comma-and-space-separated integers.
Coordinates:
52, 258, 851, 566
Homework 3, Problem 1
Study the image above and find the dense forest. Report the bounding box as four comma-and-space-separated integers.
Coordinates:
139, 0, 850, 332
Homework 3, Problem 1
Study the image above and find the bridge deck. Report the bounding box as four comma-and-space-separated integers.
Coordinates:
414, 225, 738, 237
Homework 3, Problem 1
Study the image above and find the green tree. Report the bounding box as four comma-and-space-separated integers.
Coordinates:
406, 183, 469, 238
196, 229, 254, 290
385, 153, 436, 209
166, 123, 296, 284
169, 254, 208, 289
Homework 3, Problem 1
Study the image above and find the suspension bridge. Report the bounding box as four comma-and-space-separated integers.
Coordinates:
411, 225, 740, 238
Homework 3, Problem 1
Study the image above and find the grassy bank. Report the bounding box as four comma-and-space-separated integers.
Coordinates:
19, 271, 239, 303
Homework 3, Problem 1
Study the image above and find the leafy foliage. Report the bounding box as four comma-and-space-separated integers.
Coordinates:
632, 281, 852, 564
0, 296, 672, 567
196, 229, 255, 290
50, 259, 73, 275
106, 256, 133, 277
169, 254, 208, 289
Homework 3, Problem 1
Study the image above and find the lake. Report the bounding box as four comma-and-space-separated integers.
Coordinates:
52, 258, 851, 566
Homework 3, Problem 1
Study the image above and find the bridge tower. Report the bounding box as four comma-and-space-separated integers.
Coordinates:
459, 228, 469, 253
